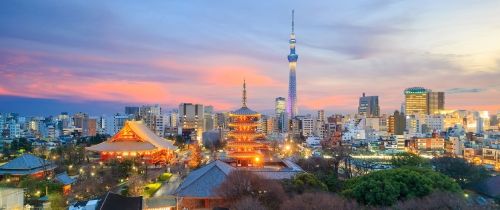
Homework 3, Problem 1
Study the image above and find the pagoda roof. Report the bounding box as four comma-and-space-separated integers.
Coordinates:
87, 121, 177, 152
230, 107, 259, 116
0, 153, 56, 175
227, 142, 263, 147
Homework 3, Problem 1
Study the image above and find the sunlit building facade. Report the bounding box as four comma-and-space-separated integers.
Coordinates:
358, 93, 380, 117
427, 91, 445, 114
178, 103, 204, 141
404, 87, 429, 117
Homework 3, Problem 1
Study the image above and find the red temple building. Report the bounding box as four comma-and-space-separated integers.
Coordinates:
226, 80, 266, 167
86, 121, 177, 165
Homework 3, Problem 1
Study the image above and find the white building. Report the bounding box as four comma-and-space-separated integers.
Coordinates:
425, 115, 444, 132
306, 136, 321, 148
299, 116, 314, 137
406, 115, 423, 136
0, 188, 24, 210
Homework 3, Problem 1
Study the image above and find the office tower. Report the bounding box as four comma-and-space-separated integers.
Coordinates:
287, 10, 299, 118
358, 93, 380, 117
427, 91, 445, 114
178, 103, 204, 141
404, 87, 429, 116
125, 106, 140, 116
96, 116, 107, 135
138, 104, 163, 136
204, 106, 215, 132
406, 115, 423, 135
275, 97, 287, 133
112, 114, 131, 135
315, 110, 326, 139
317, 110, 325, 123
73, 112, 89, 136
388, 110, 406, 135
214, 113, 227, 129
87, 117, 97, 136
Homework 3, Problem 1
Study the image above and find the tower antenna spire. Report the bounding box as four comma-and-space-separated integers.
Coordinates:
291, 9, 295, 33
242, 79, 247, 107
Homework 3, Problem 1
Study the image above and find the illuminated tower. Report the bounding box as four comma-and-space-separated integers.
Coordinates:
287, 10, 299, 118
226, 80, 264, 167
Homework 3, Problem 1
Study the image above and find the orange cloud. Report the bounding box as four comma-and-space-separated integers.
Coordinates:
205, 66, 282, 87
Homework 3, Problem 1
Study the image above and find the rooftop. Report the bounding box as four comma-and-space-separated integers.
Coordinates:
0, 153, 56, 175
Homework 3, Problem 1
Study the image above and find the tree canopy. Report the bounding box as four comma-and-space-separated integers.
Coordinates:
342, 167, 461, 206
391, 152, 430, 168
431, 157, 491, 187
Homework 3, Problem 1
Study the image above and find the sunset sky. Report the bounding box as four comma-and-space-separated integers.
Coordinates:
1, 0, 500, 115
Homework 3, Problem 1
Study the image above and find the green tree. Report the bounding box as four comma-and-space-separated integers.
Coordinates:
321, 173, 343, 192
431, 157, 491, 187
342, 168, 460, 206
49, 193, 66, 210
283, 172, 328, 194
391, 152, 429, 168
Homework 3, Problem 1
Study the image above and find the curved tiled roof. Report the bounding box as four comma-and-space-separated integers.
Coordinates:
231, 107, 259, 116
86, 121, 177, 152
175, 160, 234, 198
0, 154, 52, 170
0, 153, 56, 175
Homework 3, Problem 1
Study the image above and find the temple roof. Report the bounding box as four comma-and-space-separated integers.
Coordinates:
175, 160, 234, 198
98, 192, 143, 210
87, 121, 176, 152
175, 159, 304, 198
55, 172, 76, 185
0, 154, 56, 175
231, 106, 259, 116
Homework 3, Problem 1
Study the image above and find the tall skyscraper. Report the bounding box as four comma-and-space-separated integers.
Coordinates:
358, 93, 380, 117
404, 87, 429, 116
427, 91, 445, 114
275, 97, 287, 133
287, 10, 299, 118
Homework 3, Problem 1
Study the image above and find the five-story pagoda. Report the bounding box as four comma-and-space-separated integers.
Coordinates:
226, 80, 264, 167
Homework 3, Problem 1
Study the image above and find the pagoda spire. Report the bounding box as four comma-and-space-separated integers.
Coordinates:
242, 79, 247, 107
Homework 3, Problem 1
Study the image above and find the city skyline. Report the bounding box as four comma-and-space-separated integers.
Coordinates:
1, 1, 500, 115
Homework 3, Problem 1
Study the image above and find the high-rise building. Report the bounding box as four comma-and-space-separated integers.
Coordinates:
125, 106, 140, 116
388, 110, 406, 135
404, 87, 429, 116
73, 112, 89, 136
287, 10, 299, 118
358, 93, 380, 117
204, 106, 215, 132
138, 104, 163, 136
315, 110, 326, 139
178, 103, 204, 141
275, 97, 287, 133
427, 91, 445, 114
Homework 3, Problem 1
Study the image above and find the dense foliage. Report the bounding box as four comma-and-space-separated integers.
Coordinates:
282, 172, 328, 194
391, 152, 430, 168
342, 167, 461, 206
431, 156, 491, 187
